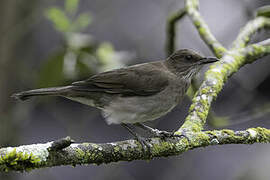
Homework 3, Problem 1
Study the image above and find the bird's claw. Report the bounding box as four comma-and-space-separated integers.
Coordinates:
154, 130, 188, 140
136, 136, 152, 156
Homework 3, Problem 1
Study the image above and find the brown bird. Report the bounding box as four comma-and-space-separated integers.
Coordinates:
12, 49, 218, 145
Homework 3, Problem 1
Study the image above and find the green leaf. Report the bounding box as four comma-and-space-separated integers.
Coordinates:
45, 7, 71, 32
65, 0, 79, 14
71, 12, 92, 32
37, 52, 66, 87
256, 5, 270, 17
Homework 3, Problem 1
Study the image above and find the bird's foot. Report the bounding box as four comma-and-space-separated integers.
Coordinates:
121, 123, 151, 155
135, 136, 151, 155
149, 129, 186, 139
135, 123, 188, 140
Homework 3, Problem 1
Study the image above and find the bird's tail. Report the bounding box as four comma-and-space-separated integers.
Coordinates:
11, 86, 72, 101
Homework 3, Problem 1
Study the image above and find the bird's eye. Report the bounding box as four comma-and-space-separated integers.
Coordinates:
186, 55, 192, 60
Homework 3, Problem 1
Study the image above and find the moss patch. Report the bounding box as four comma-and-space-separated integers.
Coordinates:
0, 149, 41, 172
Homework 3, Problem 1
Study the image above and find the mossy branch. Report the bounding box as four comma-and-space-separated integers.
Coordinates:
1, 127, 270, 172
185, 0, 227, 58
178, 0, 270, 133
232, 16, 270, 49
179, 41, 270, 133
2, 0, 270, 173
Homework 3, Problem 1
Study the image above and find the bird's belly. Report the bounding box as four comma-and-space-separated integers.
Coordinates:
102, 88, 181, 125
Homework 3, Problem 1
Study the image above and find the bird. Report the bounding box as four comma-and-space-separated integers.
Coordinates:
12, 49, 218, 146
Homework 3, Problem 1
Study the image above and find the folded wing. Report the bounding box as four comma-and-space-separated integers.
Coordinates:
71, 63, 169, 96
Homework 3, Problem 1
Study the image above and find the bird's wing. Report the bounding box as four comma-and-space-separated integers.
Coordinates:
71, 63, 169, 96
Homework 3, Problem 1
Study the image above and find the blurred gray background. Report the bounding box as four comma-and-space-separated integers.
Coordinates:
1, 0, 270, 179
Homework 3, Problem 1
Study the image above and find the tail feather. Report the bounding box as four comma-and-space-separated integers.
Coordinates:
11, 86, 72, 101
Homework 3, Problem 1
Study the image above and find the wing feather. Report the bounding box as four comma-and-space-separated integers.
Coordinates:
71, 62, 169, 96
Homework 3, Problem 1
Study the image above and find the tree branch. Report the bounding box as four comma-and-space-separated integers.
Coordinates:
179, 41, 270, 133
2, 0, 270, 173
1, 127, 270, 172
232, 17, 270, 49
185, 0, 227, 58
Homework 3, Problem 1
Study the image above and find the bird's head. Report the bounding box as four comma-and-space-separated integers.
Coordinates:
165, 49, 219, 80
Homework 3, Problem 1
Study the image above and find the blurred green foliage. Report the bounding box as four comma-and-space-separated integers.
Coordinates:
45, 0, 91, 33
39, 0, 132, 87
46, 7, 71, 33
65, 0, 79, 14
208, 114, 229, 128
97, 43, 128, 72
38, 52, 66, 87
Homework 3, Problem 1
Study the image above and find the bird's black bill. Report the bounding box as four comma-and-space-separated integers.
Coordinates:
200, 57, 219, 64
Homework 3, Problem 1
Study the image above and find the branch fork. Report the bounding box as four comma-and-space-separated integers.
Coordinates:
1, 0, 270, 172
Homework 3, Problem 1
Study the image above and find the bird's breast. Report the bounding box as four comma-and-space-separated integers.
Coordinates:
102, 81, 186, 125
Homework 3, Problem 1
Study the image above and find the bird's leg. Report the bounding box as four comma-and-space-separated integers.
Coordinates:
121, 123, 151, 153
135, 123, 186, 139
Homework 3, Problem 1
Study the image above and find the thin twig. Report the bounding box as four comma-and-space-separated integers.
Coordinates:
166, 8, 186, 56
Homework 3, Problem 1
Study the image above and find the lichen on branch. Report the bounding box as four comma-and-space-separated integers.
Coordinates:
2, 0, 270, 173
179, 41, 270, 133
232, 16, 270, 49
185, 0, 227, 58
1, 127, 270, 172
